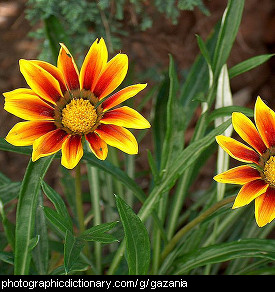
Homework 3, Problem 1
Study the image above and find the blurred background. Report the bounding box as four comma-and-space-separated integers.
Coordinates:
0, 0, 274, 190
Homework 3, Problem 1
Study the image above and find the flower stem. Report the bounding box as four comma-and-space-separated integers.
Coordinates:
87, 165, 102, 274
160, 195, 236, 263
75, 163, 85, 235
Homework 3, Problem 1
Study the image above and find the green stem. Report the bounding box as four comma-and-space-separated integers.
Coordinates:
87, 165, 102, 274
107, 240, 126, 275
125, 155, 135, 207
109, 148, 124, 197
152, 193, 168, 274
161, 195, 236, 263
75, 162, 93, 268
75, 163, 85, 235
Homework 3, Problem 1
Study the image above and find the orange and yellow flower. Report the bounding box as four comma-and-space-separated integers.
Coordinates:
3, 38, 150, 169
214, 96, 275, 227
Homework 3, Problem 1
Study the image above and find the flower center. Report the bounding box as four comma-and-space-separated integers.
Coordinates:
61, 98, 97, 134
263, 156, 275, 186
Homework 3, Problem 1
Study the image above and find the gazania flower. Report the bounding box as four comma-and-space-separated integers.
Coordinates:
214, 96, 275, 227
3, 38, 150, 169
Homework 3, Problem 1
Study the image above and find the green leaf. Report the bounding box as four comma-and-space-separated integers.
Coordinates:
43, 206, 72, 235
78, 221, 119, 244
147, 149, 159, 183
41, 181, 72, 228
0, 182, 21, 205
32, 192, 49, 275
196, 34, 212, 68
138, 119, 232, 222
207, 106, 254, 124
14, 156, 54, 275
160, 54, 184, 171
64, 231, 84, 274
115, 195, 151, 275
152, 76, 170, 168
174, 239, 275, 274
109, 119, 232, 275
50, 262, 89, 275
60, 167, 77, 219
229, 54, 274, 79
80, 233, 118, 244
28, 235, 40, 252
0, 172, 11, 184
212, 0, 245, 78
178, 22, 219, 128
0, 251, 14, 265
0, 199, 15, 250
81, 221, 118, 234
0, 138, 32, 155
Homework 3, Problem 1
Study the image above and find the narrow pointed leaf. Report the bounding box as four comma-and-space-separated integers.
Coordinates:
174, 239, 275, 274
115, 195, 150, 275
229, 54, 274, 79
14, 156, 54, 275
212, 0, 245, 77
32, 193, 49, 275
78, 221, 119, 244
28, 235, 40, 252
41, 180, 72, 227
64, 231, 84, 274
43, 206, 72, 235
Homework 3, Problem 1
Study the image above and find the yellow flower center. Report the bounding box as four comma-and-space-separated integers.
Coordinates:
61, 98, 97, 134
263, 156, 275, 186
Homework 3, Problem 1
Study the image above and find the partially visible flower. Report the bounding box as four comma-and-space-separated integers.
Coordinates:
214, 96, 275, 227
3, 38, 150, 169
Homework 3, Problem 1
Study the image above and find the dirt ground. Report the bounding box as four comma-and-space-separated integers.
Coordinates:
0, 0, 274, 190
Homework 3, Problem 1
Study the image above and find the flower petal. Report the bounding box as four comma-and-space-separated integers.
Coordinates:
31, 60, 67, 93
93, 53, 128, 100
3, 88, 37, 96
214, 165, 261, 185
255, 96, 275, 148
32, 128, 68, 161
232, 112, 266, 154
4, 89, 55, 120
102, 84, 147, 112
101, 106, 151, 129
255, 187, 275, 227
5, 121, 56, 146
216, 135, 260, 164
232, 179, 268, 209
61, 135, 83, 169
79, 38, 108, 91
95, 124, 138, 155
85, 132, 108, 160
19, 59, 63, 105
57, 43, 80, 90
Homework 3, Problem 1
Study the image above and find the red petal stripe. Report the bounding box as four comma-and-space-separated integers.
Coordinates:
32, 128, 68, 161
102, 84, 147, 112
61, 135, 83, 169
85, 132, 108, 160
57, 43, 80, 90
255, 187, 275, 227
216, 135, 260, 164
214, 165, 261, 185
232, 112, 266, 154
